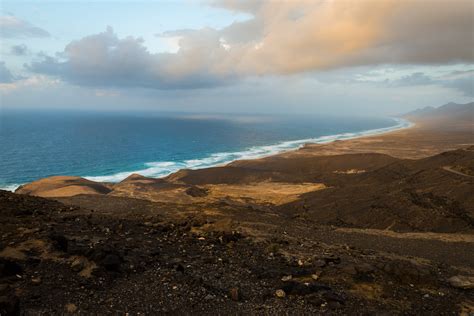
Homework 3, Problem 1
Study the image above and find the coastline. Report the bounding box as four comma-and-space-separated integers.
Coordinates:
85, 117, 412, 182
85, 117, 413, 183
1, 117, 412, 191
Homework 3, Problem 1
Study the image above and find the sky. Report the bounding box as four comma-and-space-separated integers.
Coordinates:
0, 0, 473, 115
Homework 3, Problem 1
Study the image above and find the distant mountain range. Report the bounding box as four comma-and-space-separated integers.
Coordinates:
403, 101, 473, 128
404, 101, 473, 119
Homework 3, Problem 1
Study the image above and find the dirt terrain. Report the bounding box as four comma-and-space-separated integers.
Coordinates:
2, 189, 474, 315
2, 102, 473, 314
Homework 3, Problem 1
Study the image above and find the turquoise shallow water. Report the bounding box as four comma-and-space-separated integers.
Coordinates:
0, 110, 410, 190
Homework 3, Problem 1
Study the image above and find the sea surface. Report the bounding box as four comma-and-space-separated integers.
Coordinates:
0, 110, 410, 190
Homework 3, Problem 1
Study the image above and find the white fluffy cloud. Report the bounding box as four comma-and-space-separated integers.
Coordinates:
28, 26, 235, 89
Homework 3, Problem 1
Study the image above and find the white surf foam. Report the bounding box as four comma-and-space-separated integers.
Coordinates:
0, 183, 21, 192
84, 117, 412, 183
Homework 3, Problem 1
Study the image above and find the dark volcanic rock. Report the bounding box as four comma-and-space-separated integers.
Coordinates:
101, 254, 122, 272
49, 233, 68, 252
382, 260, 434, 285
229, 287, 240, 301
0, 259, 22, 278
185, 186, 208, 197
281, 281, 332, 295
0, 294, 20, 316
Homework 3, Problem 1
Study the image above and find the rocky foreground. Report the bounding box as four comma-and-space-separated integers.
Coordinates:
1, 189, 473, 315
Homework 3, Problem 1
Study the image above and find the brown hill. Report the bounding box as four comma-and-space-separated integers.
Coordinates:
164, 166, 282, 185
279, 147, 474, 232
15, 176, 112, 198
167, 153, 398, 185
110, 173, 187, 202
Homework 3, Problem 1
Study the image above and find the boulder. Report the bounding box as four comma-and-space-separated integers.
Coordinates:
448, 275, 474, 289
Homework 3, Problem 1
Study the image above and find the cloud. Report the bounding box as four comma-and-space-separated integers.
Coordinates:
357, 68, 473, 97
0, 15, 50, 38
209, 0, 264, 14
28, 27, 235, 89
212, 0, 474, 74
0, 62, 14, 83
28, 0, 473, 90
10, 44, 29, 56
2, 70, 469, 115
392, 70, 473, 97
0, 74, 59, 93
393, 73, 434, 86
439, 70, 474, 97
94, 89, 120, 97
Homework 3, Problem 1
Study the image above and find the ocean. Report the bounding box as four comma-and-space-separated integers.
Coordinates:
0, 110, 410, 190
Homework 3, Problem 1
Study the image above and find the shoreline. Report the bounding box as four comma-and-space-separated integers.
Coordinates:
85, 117, 412, 183
1, 117, 412, 191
